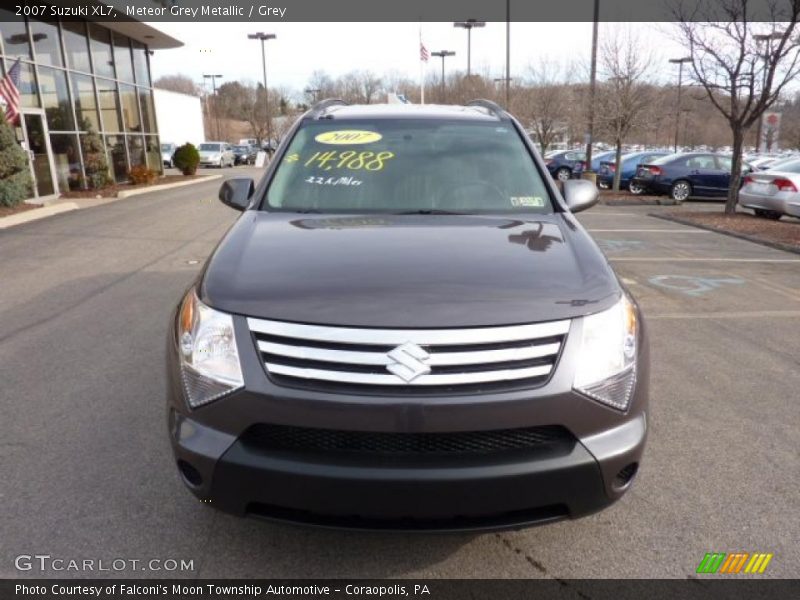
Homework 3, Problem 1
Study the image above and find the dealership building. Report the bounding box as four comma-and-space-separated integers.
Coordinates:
0, 5, 181, 201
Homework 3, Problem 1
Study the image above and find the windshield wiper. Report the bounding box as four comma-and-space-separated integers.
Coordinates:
291, 209, 322, 213
394, 209, 469, 215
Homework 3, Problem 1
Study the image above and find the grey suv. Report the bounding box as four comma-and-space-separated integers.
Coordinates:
167, 100, 649, 531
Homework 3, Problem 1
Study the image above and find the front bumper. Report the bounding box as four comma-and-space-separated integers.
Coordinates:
166, 313, 649, 531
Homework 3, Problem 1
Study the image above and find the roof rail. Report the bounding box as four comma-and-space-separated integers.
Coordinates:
467, 99, 507, 119
308, 98, 348, 119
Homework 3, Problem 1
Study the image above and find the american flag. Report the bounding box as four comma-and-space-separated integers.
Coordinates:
0, 59, 22, 126
420, 42, 429, 62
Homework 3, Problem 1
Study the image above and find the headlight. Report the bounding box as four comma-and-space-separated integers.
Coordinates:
177, 289, 244, 408
573, 295, 638, 411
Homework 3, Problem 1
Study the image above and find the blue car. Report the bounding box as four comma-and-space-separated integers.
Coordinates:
630, 152, 752, 202
598, 151, 670, 193
543, 149, 586, 181
588, 150, 617, 173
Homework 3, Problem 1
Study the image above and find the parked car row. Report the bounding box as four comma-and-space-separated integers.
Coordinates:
598, 151, 670, 192
629, 153, 752, 201
573, 147, 800, 220
161, 142, 263, 169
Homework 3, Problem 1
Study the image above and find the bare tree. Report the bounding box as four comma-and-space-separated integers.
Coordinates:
516, 60, 571, 153
597, 30, 654, 191
307, 70, 337, 100
153, 74, 199, 96
673, 0, 800, 212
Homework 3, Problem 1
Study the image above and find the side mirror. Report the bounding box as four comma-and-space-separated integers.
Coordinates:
218, 177, 255, 211
563, 179, 600, 213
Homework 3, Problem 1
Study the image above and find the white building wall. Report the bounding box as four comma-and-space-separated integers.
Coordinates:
153, 88, 205, 147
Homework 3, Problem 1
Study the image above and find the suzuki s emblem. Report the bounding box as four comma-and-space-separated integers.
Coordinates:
386, 342, 431, 382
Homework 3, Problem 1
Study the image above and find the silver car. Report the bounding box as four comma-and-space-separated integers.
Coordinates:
198, 142, 235, 168
739, 159, 800, 219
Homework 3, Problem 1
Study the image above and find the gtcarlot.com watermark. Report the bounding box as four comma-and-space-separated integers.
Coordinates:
14, 554, 195, 573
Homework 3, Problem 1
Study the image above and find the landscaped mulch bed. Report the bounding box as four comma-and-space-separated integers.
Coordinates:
59, 174, 201, 199
0, 203, 40, 218
656, 210, 800, 253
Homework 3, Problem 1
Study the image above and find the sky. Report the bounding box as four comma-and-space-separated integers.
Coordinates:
147, 22, 690, 97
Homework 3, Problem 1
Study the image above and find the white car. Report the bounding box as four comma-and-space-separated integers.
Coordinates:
161, 143, 176, 168
198, 142, 234, 168
739, 159, 800, 219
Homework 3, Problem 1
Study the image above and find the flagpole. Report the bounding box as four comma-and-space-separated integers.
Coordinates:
419, 25, 425, 105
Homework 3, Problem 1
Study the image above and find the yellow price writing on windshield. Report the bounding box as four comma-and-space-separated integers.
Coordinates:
315, 130, 382, 145
304, 150, 395, 171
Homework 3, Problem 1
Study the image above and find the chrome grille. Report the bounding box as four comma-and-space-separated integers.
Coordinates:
247, 317, 570, 392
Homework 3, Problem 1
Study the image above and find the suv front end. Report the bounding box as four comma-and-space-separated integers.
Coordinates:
166, 101, 649, 531
168, 289, 647, 531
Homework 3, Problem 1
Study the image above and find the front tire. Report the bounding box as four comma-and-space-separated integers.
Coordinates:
556, 167, 571, 182
670, 180, 692, 202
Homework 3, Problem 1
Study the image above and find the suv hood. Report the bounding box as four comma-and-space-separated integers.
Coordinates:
200, 213, 620, 328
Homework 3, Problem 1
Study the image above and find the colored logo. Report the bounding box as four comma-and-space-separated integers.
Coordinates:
696, 552, 773, 574
315, 130, 382, 145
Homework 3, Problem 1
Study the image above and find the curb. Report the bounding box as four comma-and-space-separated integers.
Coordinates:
602, 200, 660, 206
116, 175, 222, 198
0, 202, 79, 230
650, 213, 800, 256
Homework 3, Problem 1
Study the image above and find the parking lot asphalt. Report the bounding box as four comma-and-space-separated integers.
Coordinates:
1, 176, 798, 580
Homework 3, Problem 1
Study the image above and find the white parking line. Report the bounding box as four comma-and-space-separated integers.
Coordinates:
609, 257, 800, 263
587, 229, 711, 233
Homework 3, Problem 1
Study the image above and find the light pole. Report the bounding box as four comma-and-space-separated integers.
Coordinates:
248, 32, 277, 150
431, 50, 455, 101
494, 77, 513, 107
584, 0, 599, 178
453, 20, 485, 77
753, 31, 784, 152
202, 73, 223, 140
304, 88, 321, 103
669, 57, 692, 152
505, 0, 511, 109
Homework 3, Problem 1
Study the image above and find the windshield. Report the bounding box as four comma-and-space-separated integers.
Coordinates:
160, 144, 172, 151
234, 145, 248, 151
266, 119, 553, 214
769, 158, 800, 173
651, 153, 682, 165
199, 143, 222, 151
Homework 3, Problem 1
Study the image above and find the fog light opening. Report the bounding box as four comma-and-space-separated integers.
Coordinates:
177, 460, 203, 487
614, 462, 638, 489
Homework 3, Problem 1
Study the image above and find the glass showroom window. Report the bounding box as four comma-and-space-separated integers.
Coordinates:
50, 133, 83, 191
88, 23, 114, 79
71, 73, 101, 132
131, 40, 150, 87
105, 134, 128, 183
0, 8, 31, 60
96, 78, 123, 132
39, 66, 75, 131
145, 135, 162, 174
138, 87, 156, 133
61, 20, 91, 73
29, 19, 64, 68
127, 135, 145, 167
17, 61, 40, 108
112, 33, 135, 83
119, 84, 142, 133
